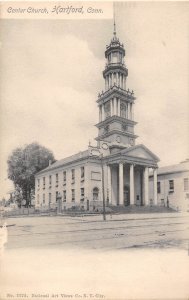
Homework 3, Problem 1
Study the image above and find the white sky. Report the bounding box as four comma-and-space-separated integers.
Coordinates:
0, 2, 189, 199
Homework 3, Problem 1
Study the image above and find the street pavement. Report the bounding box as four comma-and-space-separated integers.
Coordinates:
3, 212, 189, 250
1, 212, 189, 300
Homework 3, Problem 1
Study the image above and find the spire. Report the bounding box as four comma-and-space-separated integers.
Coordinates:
111, 11, 119, 43
113, 12, 116, 37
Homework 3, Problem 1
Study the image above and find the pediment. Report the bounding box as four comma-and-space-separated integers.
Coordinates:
121, 144, 159, 162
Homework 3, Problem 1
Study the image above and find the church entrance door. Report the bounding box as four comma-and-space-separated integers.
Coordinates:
124, 185, 130, 206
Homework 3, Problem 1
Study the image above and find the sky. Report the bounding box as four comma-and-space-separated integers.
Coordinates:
0, 2, 189, 199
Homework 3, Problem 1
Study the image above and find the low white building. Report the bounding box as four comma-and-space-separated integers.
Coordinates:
149, 159, 189, 212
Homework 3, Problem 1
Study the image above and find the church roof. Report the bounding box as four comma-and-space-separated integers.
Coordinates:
154, 160, 189, 176
36, 149, 89, 175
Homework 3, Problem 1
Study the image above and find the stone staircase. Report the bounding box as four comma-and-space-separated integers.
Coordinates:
107, 205, 176, 214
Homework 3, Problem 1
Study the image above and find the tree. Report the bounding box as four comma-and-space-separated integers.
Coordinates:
7, 142, 55, 207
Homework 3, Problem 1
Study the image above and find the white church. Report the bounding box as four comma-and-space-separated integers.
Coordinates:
35, 24, 160, 212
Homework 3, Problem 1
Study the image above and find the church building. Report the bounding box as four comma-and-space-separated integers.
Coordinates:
35, 24, 159, 211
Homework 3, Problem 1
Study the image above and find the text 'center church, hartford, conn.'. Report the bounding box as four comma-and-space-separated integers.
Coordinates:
35, 23, 162, 212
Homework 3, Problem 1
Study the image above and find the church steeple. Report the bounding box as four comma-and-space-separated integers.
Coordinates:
95, 23, 138, 151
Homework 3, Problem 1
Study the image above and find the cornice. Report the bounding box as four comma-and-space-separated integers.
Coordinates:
95, 115, 137, 128
95, 130, 138, 141
97, 86, 136, 104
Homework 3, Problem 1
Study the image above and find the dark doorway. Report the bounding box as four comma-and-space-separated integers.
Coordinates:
124, 185, 130, 206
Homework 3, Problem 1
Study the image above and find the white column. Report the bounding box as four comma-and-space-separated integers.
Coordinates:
127, 103, 130, 119
118, 99, 120, 116
102, 104, 105, 121
116, 73, 118, 86
119, 162, 124, 205
105, 77, 108, 91
144, 167, 149, 205
99, 105, 102, 122
130, 103, 132, 120
110, 73, 113, 87
153, 168, 158, 205
130, 164, 134, 205
113, 97, 116, 116
110, 99, 113, 117
124, 76, 126, 90
107, 165, 112, 204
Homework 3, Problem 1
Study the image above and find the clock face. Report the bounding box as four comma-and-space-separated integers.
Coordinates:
101, 143, 108, 150
116, 136, 121, 143
90, 148, 101, 156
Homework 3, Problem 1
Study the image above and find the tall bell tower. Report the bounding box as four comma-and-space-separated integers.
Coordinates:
95, 22, 138, 152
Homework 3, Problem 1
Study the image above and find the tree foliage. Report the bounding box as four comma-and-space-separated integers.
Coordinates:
7, 142, 55, 207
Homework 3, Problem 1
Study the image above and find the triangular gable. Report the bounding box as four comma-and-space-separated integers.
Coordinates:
121, 144, 160, 162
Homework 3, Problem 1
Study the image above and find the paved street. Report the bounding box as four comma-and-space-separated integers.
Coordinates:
4, 212, 189, 250
1, 212, 189, 300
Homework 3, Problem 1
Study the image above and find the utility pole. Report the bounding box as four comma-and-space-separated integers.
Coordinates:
101, 154, 106, 221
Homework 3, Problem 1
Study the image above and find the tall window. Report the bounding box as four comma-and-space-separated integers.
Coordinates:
81, 167, 85, 179
49, 175, 52, 186
43, 177, 45, 189
56, 173, 59, 185
93, 187, 99, 200
104, 102, 110, 119
184, 178, 189, 191
71, 169, 75, 181
63, 190, 66, 202
80, 188, 84, 201
49, 193, 51, 203
71, 189, 75, 202
56, 191, 58, 201
169, 180, 174, 192
43, 194, 45, 204
120, 103, 126, 118
157, 182, 161, 194
63, 171, 66, 183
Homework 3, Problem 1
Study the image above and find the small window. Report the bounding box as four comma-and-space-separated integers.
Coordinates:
49, 175, 52, 186
43, 194, 45, 204
81, 167, 85, 179
72, 169, 75, 181
81, 188, 84, 201
169, 180, 174, 191
43, 177, 45, 188
56, 173, 59, 183
71, 189, 75, 202
157, 182, 161, 194
63, 190, 66, 202
49, 193, 51, 203
37, 179, 40, 188
184, 178, 189, 191
63, 171, 66, 183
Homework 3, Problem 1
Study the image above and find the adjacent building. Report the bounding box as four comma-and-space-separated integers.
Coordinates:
149, 159, 189, 212
35, 24, 160, 211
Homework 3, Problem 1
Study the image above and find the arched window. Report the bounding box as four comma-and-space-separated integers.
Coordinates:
93, 187, 99, 200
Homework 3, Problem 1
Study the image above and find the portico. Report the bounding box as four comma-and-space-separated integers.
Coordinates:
105, 144, 159, 207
